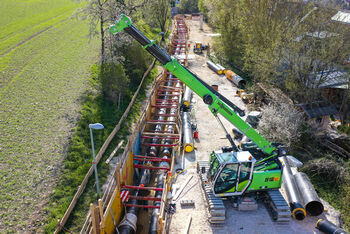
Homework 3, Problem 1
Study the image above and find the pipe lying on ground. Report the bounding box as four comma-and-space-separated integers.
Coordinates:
294, 172, 324, 216
182, 86, 192, 108
216, 63, 226, 74
316, 219, 348, 234
206, 60, 222, 74
280, 156, 306, 220
225, 70, 246, 88
182, 112, 194, 152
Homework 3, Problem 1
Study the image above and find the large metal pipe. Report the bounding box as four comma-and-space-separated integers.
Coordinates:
119, 74, 170, 234
225, 70, 246, 88
182, 112, 194, 152
316, 219, 348, 234
294, 172, 324, 216
182, 86, 192, 108
206, 60, 222, 74
280, 156, 306, 220
216, 63, 226, 74
149, 162, 169, 234
150, 17, 185, 233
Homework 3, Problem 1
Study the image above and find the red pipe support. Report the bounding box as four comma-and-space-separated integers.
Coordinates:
123, 185, 163, 191
134, 164, 170, 170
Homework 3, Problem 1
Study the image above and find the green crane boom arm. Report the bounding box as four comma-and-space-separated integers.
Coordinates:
110, 14, 277, 161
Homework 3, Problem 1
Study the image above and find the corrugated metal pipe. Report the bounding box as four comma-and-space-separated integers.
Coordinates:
280, 156, 306, 220
225, 70, 246, 88
206, 60, 222, 74
316, 219, 348, 234
294, 172, 324, 216
182, 111, 194, 152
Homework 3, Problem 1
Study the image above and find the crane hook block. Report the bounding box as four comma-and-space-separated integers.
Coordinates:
110, 14, 132, 34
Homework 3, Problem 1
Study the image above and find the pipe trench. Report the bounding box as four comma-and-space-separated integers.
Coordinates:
118, 15, 188, 234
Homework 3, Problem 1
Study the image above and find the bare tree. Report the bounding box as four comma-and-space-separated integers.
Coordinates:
80, 0, 148, 62
258, 101, 305, 147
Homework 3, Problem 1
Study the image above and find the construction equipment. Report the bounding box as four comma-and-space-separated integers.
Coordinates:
193, 41, 208, 54
111, 14, 290, 223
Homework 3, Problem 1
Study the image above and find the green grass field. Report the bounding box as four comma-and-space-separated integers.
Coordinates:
0, 0, 100, 232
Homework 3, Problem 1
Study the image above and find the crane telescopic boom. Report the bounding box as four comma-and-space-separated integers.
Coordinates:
110, 14, 278, 163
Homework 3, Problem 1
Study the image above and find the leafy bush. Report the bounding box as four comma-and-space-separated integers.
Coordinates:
178, 0, 199, 14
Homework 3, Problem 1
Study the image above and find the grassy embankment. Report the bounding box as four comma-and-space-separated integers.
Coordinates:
0, 0, 100, 232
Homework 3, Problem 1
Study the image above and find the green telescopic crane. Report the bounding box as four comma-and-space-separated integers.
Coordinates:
110, 14, 281, 165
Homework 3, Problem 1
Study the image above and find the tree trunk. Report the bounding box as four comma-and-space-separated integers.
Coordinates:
100, 15, 105, 62
98, 0, 105, 62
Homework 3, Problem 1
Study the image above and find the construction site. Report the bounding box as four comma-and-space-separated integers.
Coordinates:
49, 14, 348, 234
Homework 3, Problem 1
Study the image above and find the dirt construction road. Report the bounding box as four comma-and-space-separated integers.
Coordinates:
168, 18, 340, 234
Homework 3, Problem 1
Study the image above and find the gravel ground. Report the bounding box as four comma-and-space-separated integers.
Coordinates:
167, 19, 341, 234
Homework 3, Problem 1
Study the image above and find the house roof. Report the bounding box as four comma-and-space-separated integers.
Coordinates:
331, 11, 350, 24
317, 70, 350, 89
297, 102, 338, 118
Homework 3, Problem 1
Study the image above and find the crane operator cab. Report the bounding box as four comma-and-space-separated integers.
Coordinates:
206, 150, 282, 197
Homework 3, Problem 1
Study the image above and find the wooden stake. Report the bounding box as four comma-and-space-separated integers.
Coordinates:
90, 204, 97, 234
115, 163, 121, 190
98, 199, 105, 230
106, 140, 124, 164
184, 215, 192, 234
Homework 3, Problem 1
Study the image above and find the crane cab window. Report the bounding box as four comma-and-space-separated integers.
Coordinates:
214, 163, 238, 194
239, 162, 252, 182
209, 157, 220, 180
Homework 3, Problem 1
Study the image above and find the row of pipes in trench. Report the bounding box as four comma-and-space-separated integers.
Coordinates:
118, 16, 193, 234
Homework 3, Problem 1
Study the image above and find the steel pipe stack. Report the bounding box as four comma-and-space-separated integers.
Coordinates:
150, 16, 187, 233
216, 63, 226, 74
182, 111, 194, 152
280, 156, 306, 220
149, 163, 169, 234
206, 60, 223, 74
225, 70, 246, 88
294, 172, 324, 216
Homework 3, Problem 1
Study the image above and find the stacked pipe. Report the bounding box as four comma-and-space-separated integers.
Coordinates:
294, 172, 324, 216
119, 86, 168, 234
216, 63, 226, 74
118, 14, 187, 234
280, 156, 325, 220
225, 70, 246, 88
206, 60, 223, 75
280, 156, 306, 220
150, 15, 188, 233
149, 75, 177, 233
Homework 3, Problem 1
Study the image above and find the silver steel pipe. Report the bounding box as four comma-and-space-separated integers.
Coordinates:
206, 60, 222, 74
280, 156, 306, 220
294, 172, 324, 216
182, 112, 194, 152
182, 86, 192, 108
